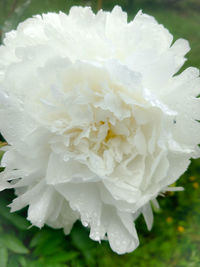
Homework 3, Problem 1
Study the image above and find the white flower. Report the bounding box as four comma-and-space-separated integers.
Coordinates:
0, 6, 199, 254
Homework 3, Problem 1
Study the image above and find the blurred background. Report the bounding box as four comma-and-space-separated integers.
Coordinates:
0, 0, 200, 266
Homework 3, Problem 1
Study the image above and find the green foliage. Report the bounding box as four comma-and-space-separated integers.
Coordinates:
0, 200, 29, 230
1, 234, 29, 254
0, 246, 8, 267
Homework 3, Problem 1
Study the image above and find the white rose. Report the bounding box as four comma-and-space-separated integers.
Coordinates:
0, 6, 199, 254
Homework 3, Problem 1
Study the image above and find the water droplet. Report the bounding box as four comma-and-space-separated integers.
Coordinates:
82, 220, 89, 227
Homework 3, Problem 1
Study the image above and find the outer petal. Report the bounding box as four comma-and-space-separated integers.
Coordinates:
106, 207, 139, 254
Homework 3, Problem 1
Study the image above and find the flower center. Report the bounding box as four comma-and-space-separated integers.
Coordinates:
105, 126, 117, 143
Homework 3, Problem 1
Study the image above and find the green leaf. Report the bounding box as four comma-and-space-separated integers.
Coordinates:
0, 201, 30, 230
71, 223, 96, 266
1, 234, 29, 254
30, 229, 52, 248
18, 257, 28, 267
7, 257, 19, 267
71, 223, 95, 252
46, 251, 79, 263
33, 236, 64, 256
30, 228, 67, 256
31, 259, 68, 267
0, 246, 8, 267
